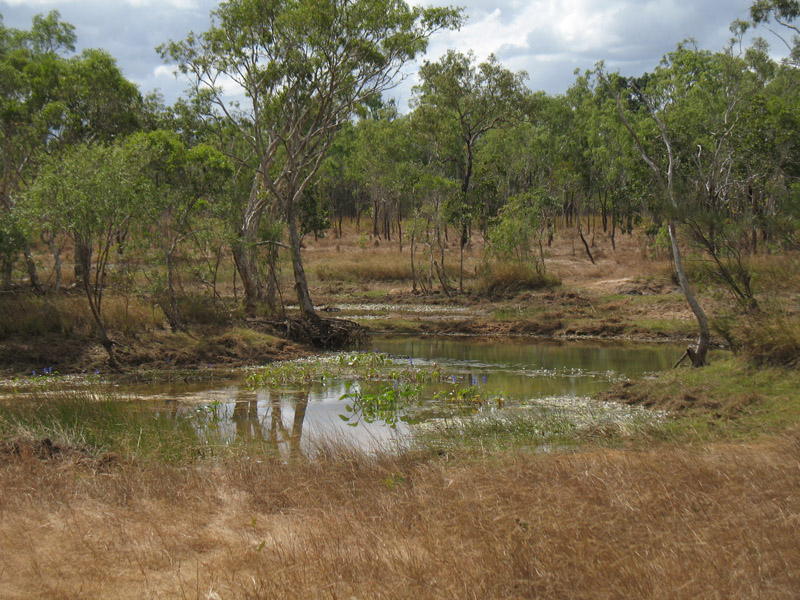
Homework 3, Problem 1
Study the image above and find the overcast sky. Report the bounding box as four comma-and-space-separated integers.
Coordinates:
0, 0, 769, 110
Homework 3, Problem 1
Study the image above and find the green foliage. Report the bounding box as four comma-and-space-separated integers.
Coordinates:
488, 189, 557, 267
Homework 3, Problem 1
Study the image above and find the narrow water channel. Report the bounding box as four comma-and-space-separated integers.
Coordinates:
120, 336, 680, 453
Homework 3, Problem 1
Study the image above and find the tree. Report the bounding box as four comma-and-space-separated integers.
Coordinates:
161, 0, 462, 328
749, 0, 800, 62
0, 10, 76, 291
131, 130, 232, 331
599, 60, 713, 366
412, 51, 528, 291
25, 141, 149, 368
1, 11, 143, 291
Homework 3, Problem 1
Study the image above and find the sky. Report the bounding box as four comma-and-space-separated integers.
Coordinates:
0, 0, 770, 111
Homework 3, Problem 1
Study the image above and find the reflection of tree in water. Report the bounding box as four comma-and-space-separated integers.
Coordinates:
230, 388, 309, 456
233, 396, 264, 442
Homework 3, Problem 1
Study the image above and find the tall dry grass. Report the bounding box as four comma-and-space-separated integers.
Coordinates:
0, 293, 163, 339
1, 432, 799, 599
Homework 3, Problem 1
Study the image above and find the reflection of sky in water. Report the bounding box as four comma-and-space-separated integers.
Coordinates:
130, 336, 683, 451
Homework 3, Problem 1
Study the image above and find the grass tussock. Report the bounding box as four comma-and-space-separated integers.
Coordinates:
313, 254, 413, 282
603, 356, 800, 439
0, 431, 799, 598
731, 312, 800, 368
475, 261, 560, 298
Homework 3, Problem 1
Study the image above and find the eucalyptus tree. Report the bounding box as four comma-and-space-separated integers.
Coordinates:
0, 10, 76, 291
598, 41, 774, 365
1, 12, 143, 291
351, 106, 418, 246
411, 50, 528, 291
161, 0, 461, 325
598, 62, 710, 366
25, 141, 150, 367
749, 0, 800, 62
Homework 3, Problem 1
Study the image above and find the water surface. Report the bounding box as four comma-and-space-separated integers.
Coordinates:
118, 336, 680, 452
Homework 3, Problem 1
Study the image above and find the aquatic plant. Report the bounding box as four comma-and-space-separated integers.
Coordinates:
339, 379, 424, 428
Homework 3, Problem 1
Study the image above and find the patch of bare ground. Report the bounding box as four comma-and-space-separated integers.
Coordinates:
1, 433, 799, 599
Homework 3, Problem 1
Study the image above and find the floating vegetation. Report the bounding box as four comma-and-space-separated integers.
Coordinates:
247, 352, 445, 389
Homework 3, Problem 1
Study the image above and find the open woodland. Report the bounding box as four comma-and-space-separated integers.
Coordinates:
1, 0, 800, 598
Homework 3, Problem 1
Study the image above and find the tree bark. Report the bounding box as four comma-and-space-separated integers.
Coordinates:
78, 241, 118, 369
231, 175, 274, 310
285, 198, 318, 322
668, 221, 709, 366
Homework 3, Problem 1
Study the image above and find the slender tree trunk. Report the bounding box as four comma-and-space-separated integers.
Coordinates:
611, 207, 616, 250
78, 241, 118, 369
285, 198, 318, 322
410, 214, 417, 293
23, 243, 43, 294
232, 174, 275, 310
2, 257, 12, 288
163, 249, 182, 331
668, 221, 709, 366
578, 223, 595, 265
42, 233, 62, 292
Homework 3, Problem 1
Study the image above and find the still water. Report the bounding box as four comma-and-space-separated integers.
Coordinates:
124, 336, 680, 452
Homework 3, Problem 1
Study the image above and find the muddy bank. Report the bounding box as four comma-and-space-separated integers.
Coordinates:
0, 281, 702, 376
0, 325, 309, 377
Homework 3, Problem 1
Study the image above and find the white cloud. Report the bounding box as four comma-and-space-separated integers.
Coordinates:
1, 0, 778, 109
2, 0, 197, 6
153, 64, 175, 79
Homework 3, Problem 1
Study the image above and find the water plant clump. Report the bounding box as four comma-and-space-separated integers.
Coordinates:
339, 379, 426, 428
434, 385, 506, 412
247, 352, 445, 389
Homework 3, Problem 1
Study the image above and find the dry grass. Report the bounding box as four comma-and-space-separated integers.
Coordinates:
313, 252, 414, 282
1, 432, 799, 599
475, 261, 560, 297
0, 293, 163, 340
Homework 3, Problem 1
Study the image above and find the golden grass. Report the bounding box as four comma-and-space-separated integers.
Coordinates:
0, 293, 163, 339
312, 253, 414, 282
1, 433, 799, 599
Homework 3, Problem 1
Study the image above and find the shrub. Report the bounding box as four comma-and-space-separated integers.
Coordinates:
733, 312, 800, 368
474, 261, 559, 298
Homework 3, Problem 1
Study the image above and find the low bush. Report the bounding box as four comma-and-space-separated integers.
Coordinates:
734, 311, 800, 368
474, 262, 560, 298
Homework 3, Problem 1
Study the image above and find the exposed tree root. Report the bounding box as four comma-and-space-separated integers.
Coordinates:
255, 316, 368, 349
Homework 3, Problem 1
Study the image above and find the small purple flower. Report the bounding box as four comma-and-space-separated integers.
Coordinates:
482, 375, 487, 384
32, 370, 36, 376
166, 357, 171, 364
94, 369, 99, 375
409, 358, 413, 366
472, 376, 477, 385
451, 375, 457, 383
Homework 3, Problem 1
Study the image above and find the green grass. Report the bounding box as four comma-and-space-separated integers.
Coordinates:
611, 356, 800, 443
0, 390, 240, 462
